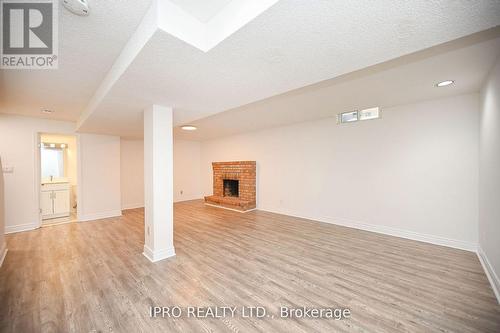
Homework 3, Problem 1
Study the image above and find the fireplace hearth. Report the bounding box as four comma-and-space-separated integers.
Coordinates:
204, 161, 256, 212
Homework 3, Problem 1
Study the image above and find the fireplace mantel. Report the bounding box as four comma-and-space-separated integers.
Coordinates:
204, 161, 256, 212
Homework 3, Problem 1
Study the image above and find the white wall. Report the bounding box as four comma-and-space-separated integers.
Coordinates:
200, 94, 479, 250
121, 139, 145, 209
78, 133, 122, 221
0, 115, 123, 229
479, 57, 500, 301
0, 156, 6, 267
119, 139, 202, 208
173, 139, 202, 202
0, 115, 76, 232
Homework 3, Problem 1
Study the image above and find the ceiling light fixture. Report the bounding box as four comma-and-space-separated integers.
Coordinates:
436, 80, 454, 87
41, 108, 54, 114
63, 0, 90, 16
181, 125, 197, 131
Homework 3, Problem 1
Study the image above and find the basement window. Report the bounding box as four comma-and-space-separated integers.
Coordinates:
338, 107, 380, 124
359, 107, 380, 120
339, 111, 358, 123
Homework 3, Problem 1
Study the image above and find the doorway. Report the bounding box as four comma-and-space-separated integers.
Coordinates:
37, 133, 79, 227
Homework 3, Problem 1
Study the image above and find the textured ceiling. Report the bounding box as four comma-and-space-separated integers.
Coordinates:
169, 0, 234, 23
1, 0, 500, 138
173, 33, 500, 141
78, 0, 500, 137
0, 0, 152, 121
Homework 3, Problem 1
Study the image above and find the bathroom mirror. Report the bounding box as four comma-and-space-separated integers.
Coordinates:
41, 144, 65, 179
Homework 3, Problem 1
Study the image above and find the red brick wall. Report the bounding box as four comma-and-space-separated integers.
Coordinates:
212, 161, 256, 202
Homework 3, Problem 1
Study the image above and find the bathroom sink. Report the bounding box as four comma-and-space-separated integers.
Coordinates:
41, 178, 69, 184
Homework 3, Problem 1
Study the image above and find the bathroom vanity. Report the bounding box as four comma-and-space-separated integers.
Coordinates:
41, 181, 71, 219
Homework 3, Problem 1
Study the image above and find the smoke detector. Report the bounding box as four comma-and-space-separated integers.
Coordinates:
63, 0, 90, 16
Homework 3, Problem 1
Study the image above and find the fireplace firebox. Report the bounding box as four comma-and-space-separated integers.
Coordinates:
223, 179, 239, 197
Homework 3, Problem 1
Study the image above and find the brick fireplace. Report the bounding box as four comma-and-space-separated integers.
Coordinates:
204, 161, 256, 212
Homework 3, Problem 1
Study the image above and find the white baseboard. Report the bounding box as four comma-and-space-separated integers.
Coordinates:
5, 222, 38, 234
143, 245, 176, 262
122, 197, 202, 210
121, 203, 144, 210
477, 247, 500, 304
0, 244, 7, 268
174, 194, 203, 203
78, 210, 122, 222
259, 207, 477, 252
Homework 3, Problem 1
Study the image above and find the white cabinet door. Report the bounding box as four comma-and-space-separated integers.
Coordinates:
53, 190, 70, 216
40, 191, 53, 217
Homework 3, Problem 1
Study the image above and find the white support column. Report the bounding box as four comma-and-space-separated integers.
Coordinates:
143, 105, 175, 262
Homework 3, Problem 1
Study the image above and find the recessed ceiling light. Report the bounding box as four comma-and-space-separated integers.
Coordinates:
436, 80, 454, 87
41, 108, 54, 114
181, 125, 197, 131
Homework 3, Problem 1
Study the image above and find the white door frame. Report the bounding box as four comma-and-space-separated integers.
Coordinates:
34, 132, 82, 228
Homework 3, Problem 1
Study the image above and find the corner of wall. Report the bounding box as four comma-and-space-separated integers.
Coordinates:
478, 55, 500, 304
477, 246, 500, 304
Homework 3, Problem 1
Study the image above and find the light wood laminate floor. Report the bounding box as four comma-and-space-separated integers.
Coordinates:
1, 200, 499, 332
